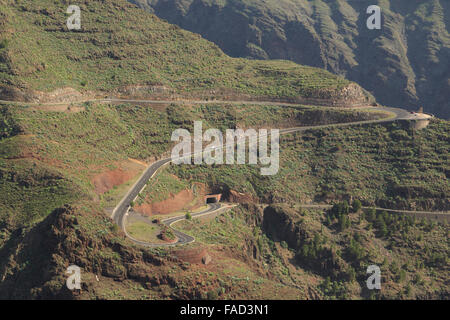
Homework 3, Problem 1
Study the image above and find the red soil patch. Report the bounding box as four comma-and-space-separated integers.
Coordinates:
128, 158, 148, 166
135, 189, 195, 216
173, 248, 210, 265
91, 159, 146, 195
135, 182, 210, 216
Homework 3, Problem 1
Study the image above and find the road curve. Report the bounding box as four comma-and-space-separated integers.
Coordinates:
1, 96, 441, 246
70, 100, 433, 246
123, 203, 224, 247
109, 101, 438, 247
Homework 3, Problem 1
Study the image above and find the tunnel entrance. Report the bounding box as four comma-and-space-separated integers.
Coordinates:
205, 194, 222, 204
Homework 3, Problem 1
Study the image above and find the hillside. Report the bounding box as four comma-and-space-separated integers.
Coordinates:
130, 0, 450, 118
0, 0, 372, 106
0, 101, 448, 299
0, 0, 448, 301
168, 118, 450, 212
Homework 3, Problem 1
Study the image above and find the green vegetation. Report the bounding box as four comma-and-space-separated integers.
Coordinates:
126, 220, 165, 243
352, 199, 362, 213
177, 203, 448, 299
0, 0, 447, 301
169, 119, 450, 211
0, 0, 362, 102
1, 101, 379, 233
138, 170, 188, 204
1, 100, 444, 300
159, 224, 176, 241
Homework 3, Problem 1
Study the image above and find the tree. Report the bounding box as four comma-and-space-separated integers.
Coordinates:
185, 212, 192, 220
338, 214, 350, 231
0, 39, 8, 49
347, 266, 356, 282
329, 201, 350, 219
352, 199, 362, 213
326, 215, 332, 226
397, 269, 406, 283
206, 290, 218, 300
376, 215, 388, 238
367, 208, 376, 222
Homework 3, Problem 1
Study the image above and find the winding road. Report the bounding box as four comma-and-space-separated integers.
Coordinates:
105, 101, 442, 247
124, 203, 226, 247
2, 97, 442, 246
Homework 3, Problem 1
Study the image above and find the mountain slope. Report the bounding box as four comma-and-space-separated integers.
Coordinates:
130, 0, 450, 118
1, 101, 448, 299
0, 0, 448, 300
0, 0, 371, 106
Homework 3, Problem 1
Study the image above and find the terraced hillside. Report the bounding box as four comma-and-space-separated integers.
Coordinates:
0, 0, 371, 106
131, 0, 450, 118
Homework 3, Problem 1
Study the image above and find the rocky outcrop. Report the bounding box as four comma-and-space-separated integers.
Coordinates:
113, 84, 172, 98
261, 205, 309, 250
0, 85, 95, 104
0, 205, 174, 299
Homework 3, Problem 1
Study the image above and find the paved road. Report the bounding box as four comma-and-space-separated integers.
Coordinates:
5, 96, 431, 245
123, 203, 224, 247
163, 203, 222, 226
0, 98, 433, 120
103, 100, 438, 247
1, 95, 440, 248
111, 158, 172, 229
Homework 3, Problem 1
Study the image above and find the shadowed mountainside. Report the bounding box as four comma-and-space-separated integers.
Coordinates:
130, 0, 450, 118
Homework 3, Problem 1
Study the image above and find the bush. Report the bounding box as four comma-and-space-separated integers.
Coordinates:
110, 224, 119, 233
329, 201, 350, 218
338, 214, 351, 231
319, 277, 348, 299
366, 208, 377, 222
206, 290, 218, 300
396, 269, 406, 283
345, 237, 365, 262
185, 212, 192, 220
0, 39, 8, 49
352, 199, 362, 213
375, 215, 388, 237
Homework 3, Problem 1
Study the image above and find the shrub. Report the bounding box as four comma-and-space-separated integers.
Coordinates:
110, 224, 119, 233
366, 208, 377, 222
206, 290, 218, 300
338, 214, 351, 231
329, 201, 350, 218
319, 277, 348, 299
345, 237, 365, 262
352, 199, 362, 213
0, 39, 8, 49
